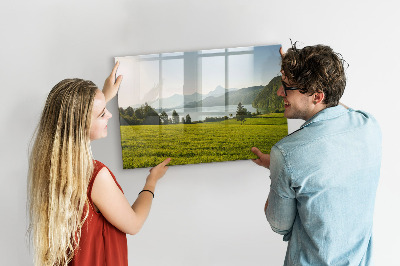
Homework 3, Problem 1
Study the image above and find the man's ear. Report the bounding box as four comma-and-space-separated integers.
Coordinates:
313, 92, 325, 104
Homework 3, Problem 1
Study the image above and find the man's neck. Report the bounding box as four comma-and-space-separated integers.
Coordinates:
304, 104, 327, 121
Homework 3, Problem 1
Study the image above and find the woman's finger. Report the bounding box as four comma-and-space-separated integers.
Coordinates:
161, 158, 171, 166
111, 61, 120, 77
115, 75, 123, 88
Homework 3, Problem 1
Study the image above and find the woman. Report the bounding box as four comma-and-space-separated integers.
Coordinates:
27, 62, 171, 266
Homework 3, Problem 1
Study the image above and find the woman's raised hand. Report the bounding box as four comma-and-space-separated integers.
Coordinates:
103, 61, 123, 103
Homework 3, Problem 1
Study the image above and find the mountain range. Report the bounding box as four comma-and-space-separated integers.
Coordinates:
252, 75, 284, 112
183, 85, 264, 108
128, 75, 284, 113
132, 85, 240, 109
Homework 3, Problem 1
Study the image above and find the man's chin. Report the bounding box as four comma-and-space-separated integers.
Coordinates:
284, 111, 300, 120
283, 109, 292, 119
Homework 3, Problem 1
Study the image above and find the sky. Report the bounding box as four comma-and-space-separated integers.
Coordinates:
116, 45, 281, 108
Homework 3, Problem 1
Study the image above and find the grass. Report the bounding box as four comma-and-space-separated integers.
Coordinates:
120, 113, 287, 168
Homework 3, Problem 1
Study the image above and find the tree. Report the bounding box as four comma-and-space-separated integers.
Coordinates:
119, 104, 162, 125
134, 108, 144, 120
185, 114, 191, 124
236, 102, 248, 124
143, 103, 160, 125
120, 106, 141, 125
181, 117, 186, 124
172, 110, 179, 124
160, 111, 169, 125
126, 106, 134, 117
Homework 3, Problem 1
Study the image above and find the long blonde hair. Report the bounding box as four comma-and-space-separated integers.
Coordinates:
28, 79, 98, 265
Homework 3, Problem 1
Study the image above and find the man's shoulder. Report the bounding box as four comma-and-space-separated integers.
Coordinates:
272, 129, 310, 158
273, 107, 381, 157
348, 109, 380, 127
339, 108, 381, 140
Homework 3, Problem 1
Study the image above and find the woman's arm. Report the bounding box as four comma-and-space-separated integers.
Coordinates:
91, 158, 171, 235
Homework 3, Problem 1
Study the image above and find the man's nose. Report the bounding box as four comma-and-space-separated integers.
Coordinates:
277, 85, 285, 97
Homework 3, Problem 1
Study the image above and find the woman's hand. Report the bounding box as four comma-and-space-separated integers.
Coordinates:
146, 158, 171, 186
103, 61, 123, 103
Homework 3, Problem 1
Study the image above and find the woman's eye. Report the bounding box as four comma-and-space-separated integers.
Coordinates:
101, 112, 105, 117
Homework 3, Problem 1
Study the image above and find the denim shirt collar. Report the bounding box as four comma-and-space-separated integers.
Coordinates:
300, 105, 349, 129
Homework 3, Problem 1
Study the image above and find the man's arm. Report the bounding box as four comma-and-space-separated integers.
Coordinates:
265, 146, 297, 240
339, 102, 349, 109
264, 199, 269, 212
266, 189, 296, 238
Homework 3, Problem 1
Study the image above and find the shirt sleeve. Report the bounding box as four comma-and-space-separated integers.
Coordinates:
266, 145, 297, 241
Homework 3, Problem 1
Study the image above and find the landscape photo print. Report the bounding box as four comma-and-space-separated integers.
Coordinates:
115, 44, 288, 169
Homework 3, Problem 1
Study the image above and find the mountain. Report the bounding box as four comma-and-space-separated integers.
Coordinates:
158, 93, 184, 108
134, 92, 203, 109
145, 85, 229, 108
128, 85, 245, 110
226, 86, 264, 105
183, 85, 264, 108
204, 85, 225, 98
252, 75, 284, 112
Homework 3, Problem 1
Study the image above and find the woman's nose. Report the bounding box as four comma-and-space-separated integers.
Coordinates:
106, 109, 112, 119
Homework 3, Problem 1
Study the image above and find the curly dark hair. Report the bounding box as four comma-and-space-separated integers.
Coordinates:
281, 42, 348, 107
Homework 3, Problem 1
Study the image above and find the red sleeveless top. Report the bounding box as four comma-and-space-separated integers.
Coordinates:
69, 160, 128, 266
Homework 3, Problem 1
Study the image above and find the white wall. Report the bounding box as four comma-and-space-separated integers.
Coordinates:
1, 0, 399, 265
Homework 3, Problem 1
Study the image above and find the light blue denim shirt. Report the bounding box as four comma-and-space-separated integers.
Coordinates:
266, 105, 382, 266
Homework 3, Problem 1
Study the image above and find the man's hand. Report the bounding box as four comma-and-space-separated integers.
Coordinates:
103, 61, 123, 103
279, 46, 285, 57
339, 102, 350, 109
251, 147, 271, 169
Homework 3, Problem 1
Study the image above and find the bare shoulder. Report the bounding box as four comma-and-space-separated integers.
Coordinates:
90, 164, 136, 234
94, 166, 113, 183
91, 167, 120, 203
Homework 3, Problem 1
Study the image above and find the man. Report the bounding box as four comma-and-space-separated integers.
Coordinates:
252, 44, 381, 265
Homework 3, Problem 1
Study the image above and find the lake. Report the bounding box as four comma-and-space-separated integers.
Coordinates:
161, 105, 261, 122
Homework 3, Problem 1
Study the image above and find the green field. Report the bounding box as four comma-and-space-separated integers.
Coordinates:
120, 113, 288, 168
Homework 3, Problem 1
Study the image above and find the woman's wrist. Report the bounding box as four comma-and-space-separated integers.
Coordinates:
146, 174, 159, 186
144, 179, 156, 191
138, 189, 155, 198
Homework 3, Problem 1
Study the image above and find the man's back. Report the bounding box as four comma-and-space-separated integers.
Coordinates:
267, 105, 382, 265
